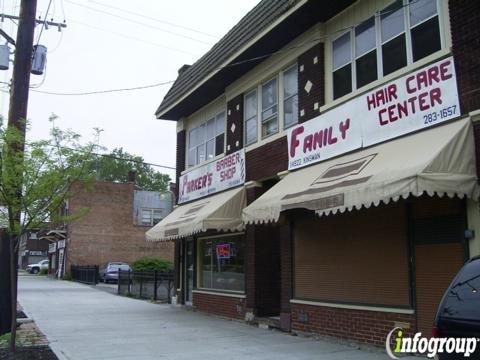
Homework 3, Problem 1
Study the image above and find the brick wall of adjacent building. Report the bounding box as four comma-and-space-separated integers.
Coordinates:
193, 292, 246, 320
65, 181, 174, 270
298, 43, 325, 123
226, 95, 244, 155
291, 303, 416, 346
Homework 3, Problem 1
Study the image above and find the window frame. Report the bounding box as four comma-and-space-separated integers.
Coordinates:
196, 233, 246, 294
243, 63, 299, 148
140, 208, 164, 226
187, 109, 226, 168
282, 63, 299, 130
331, 0, 443, 101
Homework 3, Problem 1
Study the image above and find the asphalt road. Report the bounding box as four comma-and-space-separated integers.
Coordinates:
18, 276, 413, 360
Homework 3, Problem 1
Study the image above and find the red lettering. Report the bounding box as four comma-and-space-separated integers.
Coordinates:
339, 118, 350, 139
379, 108, 388, 126
388, 104, 398, 122
430, 88, 442, 106
327, 127, 337, 145
303, 134, 313, 153
439, 60, 452, 80
290, 126, 304, 157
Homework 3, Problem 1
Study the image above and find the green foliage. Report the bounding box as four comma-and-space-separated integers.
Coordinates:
0, 114, 99, 237
131, 256, 173, 272
38, 268, 48, 276
88, 147, 170, 192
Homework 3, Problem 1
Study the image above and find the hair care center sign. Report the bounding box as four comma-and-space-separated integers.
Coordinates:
288, 57, 460, 170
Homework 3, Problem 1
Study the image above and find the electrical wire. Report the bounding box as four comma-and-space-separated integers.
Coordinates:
87, 0, 217, 39
4, 0, 431, 98
30, 80, 175, 96
35, 0, 53, 47
65, 0, 212, 46
68, 18, 198, 56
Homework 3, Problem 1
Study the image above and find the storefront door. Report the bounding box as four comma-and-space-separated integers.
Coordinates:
184, 238, 194, 304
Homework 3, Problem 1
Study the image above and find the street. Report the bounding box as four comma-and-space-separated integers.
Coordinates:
17, 276, 412, 360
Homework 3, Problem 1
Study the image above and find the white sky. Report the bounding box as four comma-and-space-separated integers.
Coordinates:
0, 0, 259, 180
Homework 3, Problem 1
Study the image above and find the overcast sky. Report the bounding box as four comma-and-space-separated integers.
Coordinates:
0, 0, 259, 180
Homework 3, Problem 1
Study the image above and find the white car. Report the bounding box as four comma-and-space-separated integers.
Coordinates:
27, 259, 49, 274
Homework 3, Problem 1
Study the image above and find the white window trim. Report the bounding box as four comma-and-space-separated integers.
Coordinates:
140, 208, 163, 226
243, 63, 298, 150
330, 0, 446, 103
260, 76, 279, 140
282, 63, 299, 130
186, 108, 227, 169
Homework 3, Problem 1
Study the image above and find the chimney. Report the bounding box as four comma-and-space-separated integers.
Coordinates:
177, 64, 191, 75
127, 170, 136, 183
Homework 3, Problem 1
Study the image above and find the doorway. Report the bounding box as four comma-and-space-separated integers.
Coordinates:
183, 238, 194, 305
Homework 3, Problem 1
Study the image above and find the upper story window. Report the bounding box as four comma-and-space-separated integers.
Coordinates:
141, 208, 163, 226
283, 64, 299, 128
188, 111, 225, 168
244, 64, 298, 146
332, 0, 441, 100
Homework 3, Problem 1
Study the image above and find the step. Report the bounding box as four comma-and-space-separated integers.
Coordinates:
257, 316, 281, 330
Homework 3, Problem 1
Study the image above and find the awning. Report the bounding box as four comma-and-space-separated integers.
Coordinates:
146, 187, 246, 241
243, 117, 479, 224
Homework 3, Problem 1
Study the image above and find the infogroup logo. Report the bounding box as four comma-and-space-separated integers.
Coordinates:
385, 327, 479, 359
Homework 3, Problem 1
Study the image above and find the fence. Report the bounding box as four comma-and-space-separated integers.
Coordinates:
71, 265, 99, 285
118, 269, 174, 303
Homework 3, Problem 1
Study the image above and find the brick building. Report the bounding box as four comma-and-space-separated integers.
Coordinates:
50, 180, 174, 278
147, 0, 480, 346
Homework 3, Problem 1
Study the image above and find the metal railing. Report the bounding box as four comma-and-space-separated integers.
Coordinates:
71, 265, 99, 285
118, 269, 174, 303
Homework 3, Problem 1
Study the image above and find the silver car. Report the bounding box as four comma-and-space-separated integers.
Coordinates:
99, 262, 131, 283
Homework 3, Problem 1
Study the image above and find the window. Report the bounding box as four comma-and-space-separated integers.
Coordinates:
188, 111, 225, 167
283, 65, 299, 128
332, 0, 441, 100
243, 64, 298, 146
141, 208, 163, 226
261, 77, 278, 138
198, 235, 245, 292
244, 90, 258, 146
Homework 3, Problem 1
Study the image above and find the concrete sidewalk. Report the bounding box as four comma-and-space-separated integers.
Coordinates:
18, 276, 408, 360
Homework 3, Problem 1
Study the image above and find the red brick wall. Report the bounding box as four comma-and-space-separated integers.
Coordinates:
245, 136, 288, 181
449, 0, 480, 115
193, 292, 245, 320
226, 95, 244, 155
291, 303, 416, 346
66, 181, 174, 270
298, 43, 325, 123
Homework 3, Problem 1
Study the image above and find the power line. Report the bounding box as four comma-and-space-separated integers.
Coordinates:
65, 0, 212, 45
69, 18, 198, 56
87, 0, 217, 39
35, 0, 53, 47
30, 80, 175, 96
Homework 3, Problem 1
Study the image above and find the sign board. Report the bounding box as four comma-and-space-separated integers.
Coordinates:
29, 250, 45, 256
216, 243, 231, 260
179, 149, 245, 204
48, 242, 56, 253
57, 239, 66, 249
288, 57, 460, 170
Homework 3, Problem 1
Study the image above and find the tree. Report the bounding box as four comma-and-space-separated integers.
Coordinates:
0, 115, 98, 354
89, 147, 171, 192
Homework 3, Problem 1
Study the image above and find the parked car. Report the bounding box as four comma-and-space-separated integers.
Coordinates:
99, 262, 131, 283
434, 256, 480, 359
26, 259, 49, 274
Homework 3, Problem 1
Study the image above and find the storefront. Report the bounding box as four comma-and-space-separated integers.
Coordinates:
243, 105, 479, 344
146, 150, 247, 317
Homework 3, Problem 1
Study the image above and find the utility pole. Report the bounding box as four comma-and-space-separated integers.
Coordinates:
0, 0, 37, 352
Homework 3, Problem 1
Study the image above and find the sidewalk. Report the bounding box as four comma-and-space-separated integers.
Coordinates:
18, 276, 413, 360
